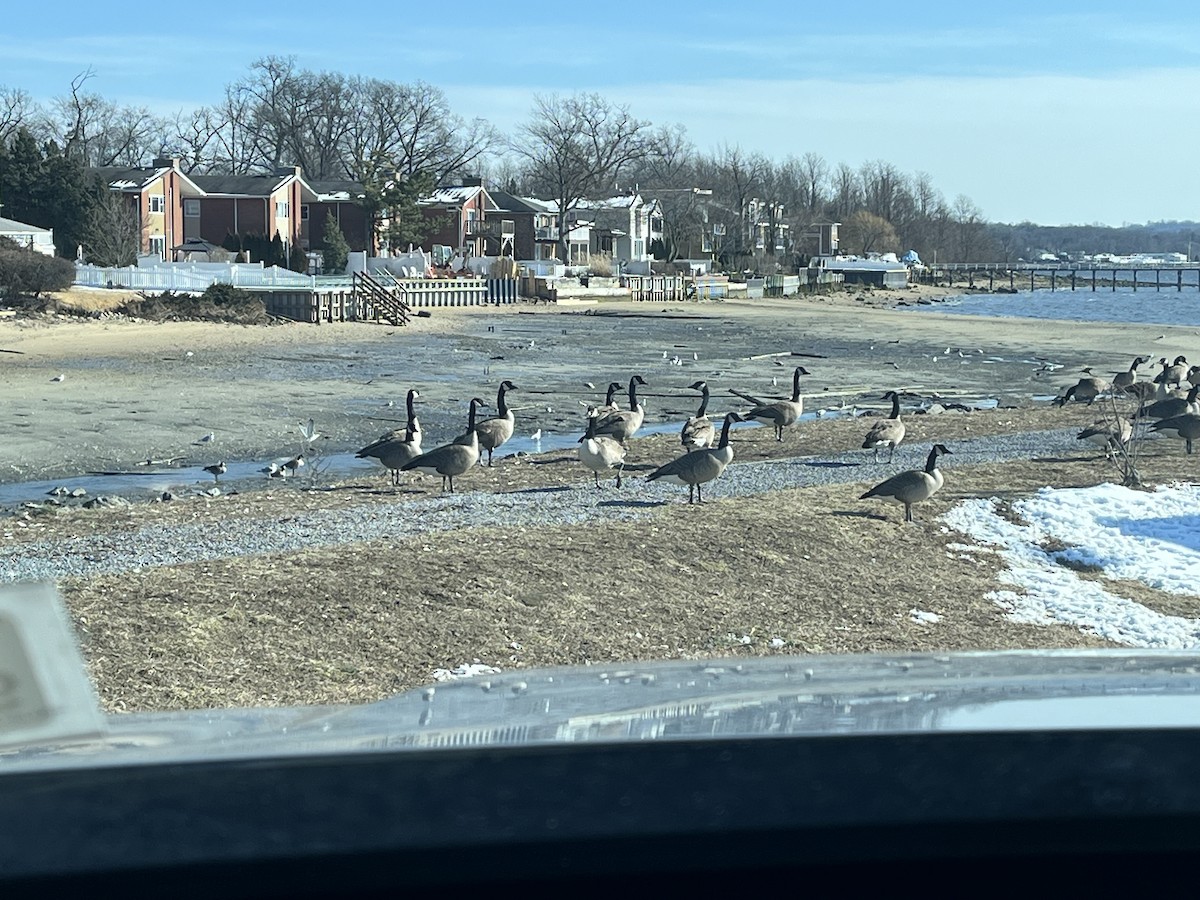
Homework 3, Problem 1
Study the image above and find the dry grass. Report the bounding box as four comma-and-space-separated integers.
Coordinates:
45, 401, 1200, 715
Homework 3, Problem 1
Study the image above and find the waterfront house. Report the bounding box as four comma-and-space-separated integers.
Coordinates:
89, 158, 205, 260
0, 216, 56, 255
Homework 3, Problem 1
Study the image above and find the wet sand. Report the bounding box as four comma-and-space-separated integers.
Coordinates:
1, 284, 1194, 489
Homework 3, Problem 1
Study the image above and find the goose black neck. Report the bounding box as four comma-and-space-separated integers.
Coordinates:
889, 393, 901, 419
496, 384, 510, 416
628, 378, 640, 407
468, 401, 480, 430
406, 390, 417, 423
925, 447, 940, 473
718, 414, 736, 448
605, 383, 619, 406
791, 368, 802, 402
697, 387, 710, 417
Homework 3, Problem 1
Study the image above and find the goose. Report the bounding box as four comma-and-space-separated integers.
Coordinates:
592, 375, 648, 443
647, 412, 744, 504
859, 443, 952, 523
577, 412, 627, 489
1138, 383, 1200, 420
1112, 356, 1148, 393
475, 380, 518, 466
356, 423, 422, 486
744, 366, 810, 441
1053, 367, 1108, 407
282, 454, 305, 476
860, 390, 906, 463
1154, 355, 1189, 390
203, 461, 227, 483
401, 398, 485, 492
1076, 417, 1133, 458
680, 380, 715, 452
1149, 413, 1200, 454
357, 389, 423, 484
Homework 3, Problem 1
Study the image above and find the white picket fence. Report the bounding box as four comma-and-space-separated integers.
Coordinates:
75, 263, 319, 292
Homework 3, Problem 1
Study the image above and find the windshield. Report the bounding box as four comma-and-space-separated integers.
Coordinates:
4, 9, 1200, 768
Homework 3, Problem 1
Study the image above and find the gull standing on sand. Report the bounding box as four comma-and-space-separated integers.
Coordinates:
194, 432, 215, 445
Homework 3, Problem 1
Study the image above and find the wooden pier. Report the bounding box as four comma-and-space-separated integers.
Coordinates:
920, 263, 1200, 292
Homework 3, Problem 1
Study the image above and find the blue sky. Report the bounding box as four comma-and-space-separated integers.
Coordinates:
3, 1, 1199, 226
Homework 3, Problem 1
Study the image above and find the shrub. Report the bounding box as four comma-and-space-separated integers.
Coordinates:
589, 254, 613, 277
0, 248, 76, 299
199, 283, 255, 306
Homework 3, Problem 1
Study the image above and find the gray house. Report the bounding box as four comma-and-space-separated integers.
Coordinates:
0, 216, 56, 256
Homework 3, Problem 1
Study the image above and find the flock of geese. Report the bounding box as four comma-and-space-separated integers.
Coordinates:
1055, 353, 1200, 457
348, 366, 948, 522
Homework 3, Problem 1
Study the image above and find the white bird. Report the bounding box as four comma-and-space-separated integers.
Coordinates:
50, 374, 65, 382
194, 432, 215, 445
531, 429, 542, 442
184, 351, 194, 360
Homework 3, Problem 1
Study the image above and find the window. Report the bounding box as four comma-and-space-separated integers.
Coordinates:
148, 195, 165, 214
148, 235, 166, 258
301, 205, 310, 222
183, 199, 200, 218
275, 202, 290, 218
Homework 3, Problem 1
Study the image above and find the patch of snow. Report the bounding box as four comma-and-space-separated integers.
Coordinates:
909, 609, 942, 625
944, 483, 1200, 649
432, 661, 503, 682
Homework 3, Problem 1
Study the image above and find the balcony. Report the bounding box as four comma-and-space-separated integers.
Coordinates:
466, 219, 516, 239
535, 226, 560, 242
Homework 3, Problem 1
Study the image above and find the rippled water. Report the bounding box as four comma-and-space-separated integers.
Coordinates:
910, 286, 1200, 326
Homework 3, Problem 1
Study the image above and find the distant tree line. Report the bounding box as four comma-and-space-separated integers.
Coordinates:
2, 62, 1198, 270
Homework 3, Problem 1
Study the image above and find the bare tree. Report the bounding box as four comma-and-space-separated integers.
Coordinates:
81, 187, 143, 266
952, 194, 987, 262
513, 93, 652, 262
798, 151, 829, 216
52, 69, 170, 166
842, 210, 899, 256
0, 86, 40, 146
830, 162, 862, 220
626, 124, 706, 260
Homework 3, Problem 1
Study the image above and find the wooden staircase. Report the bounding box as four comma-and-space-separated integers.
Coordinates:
352, 271, 412, 326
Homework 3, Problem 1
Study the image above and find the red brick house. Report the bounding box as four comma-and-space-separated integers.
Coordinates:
188, 167, 317, 258
89, 158, 205, 260
417, 179, 509, 258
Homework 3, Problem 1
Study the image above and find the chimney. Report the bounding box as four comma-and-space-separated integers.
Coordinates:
460, 176, 483, 188
152, 157, 180, 169
275, 165, 303, 178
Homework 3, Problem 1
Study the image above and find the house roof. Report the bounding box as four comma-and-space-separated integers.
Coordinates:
190, 172, 317, 201
419, 184, 498, 211
91, 164, 205, 197
0, 216, 52, 235
309, 179, 365, 201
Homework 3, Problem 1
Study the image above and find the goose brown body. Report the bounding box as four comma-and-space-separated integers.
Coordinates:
401, 398, 484, 492
744, 366, 810, 441
648, 412, 743, 504
859, 443, 952, 523
861, 391, 906, 462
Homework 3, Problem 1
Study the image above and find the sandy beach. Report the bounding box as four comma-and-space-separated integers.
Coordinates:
2, 283, 1194, 489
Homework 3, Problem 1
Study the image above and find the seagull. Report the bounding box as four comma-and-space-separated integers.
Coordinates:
50, 374, 65, 382
184, 351, 194, 360
203, 461, 226, 483
194, 432, 215, 445
531, 429, 542, 442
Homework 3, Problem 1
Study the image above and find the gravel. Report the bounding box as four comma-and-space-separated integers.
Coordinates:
1, 427, 1084, 584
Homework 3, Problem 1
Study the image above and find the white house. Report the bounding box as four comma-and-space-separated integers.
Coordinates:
0, 216, 55, 256
579, 193, 663, 270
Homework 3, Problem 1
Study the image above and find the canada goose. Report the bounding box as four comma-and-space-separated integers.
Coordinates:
680, 380, 715, 452
1187, 365, 1200, 388
861, 390, 906, 463
1053, 368, 1108, 407
400, 397, 485, 492
475, 380, 518, 466
1139, 382, 1200, 420
859, 443, 952, 523
203, 461, 226, 483
1154, 355, 1189, 390
1149, 412, 1200, 454
357, 389, 423, 484
356, 424, 422, 486
744, 366, 811, 441
592, 375, 647, 443
1076, 417, 1133, 458
647, 412, 744, 504
1112, 356, 1148, 392
282, 454, 305, 475
578, 412, 627, 489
